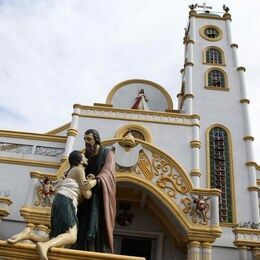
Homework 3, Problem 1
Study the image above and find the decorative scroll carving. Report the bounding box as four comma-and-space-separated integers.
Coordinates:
181, 195, 210, 225
135, 151, 154, 180
157, 176, 177, 198
134, 150, 189, 197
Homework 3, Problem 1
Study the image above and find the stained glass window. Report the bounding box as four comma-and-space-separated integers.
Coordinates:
209, 127, 232, 223
206, 48, 223, 64
208, 70, 225, 87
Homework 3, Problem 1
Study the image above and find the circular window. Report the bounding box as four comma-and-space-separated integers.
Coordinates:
204, 28, 219, 39
200, 25, 223, 41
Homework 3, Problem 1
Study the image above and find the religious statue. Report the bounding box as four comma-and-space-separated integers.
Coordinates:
131, 89, 150, 111
35, 177, 56, 207
73, 129, 116, 253
7, 150, 93, 260
192, 194, 210, 223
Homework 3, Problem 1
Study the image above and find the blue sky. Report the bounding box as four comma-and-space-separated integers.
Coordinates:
0, 0, 259, 159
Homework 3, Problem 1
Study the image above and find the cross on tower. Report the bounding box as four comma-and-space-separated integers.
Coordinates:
197, 2, 212, 12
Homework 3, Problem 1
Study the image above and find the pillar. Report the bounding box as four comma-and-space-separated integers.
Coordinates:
239, 246, 248, 260
201, 242, 212, 260
190, 115, 201, 188
187, 241, 201, 260
62, 105, 81, 162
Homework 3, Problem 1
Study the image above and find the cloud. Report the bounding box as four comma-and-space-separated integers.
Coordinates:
0, 0, 259, 158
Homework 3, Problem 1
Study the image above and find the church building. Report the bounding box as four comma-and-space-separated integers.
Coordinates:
0, 4, 260, 260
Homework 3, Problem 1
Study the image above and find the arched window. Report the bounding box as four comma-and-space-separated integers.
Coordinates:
206, 48, 223, 64
209, 126, 233, 223
207, 69, 225, 88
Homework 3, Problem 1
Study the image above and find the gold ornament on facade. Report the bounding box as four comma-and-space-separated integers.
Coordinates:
135, 151, 154, 180
181, 195, 210, 225
135, 151, 189, 197
34, 177, 57, 207
119, 131, 136, 151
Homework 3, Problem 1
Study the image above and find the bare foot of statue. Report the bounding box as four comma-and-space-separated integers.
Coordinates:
7, 227, 32, 244
36, 242, 49, 260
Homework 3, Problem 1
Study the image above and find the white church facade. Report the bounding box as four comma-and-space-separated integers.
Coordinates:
0, 4, 260, 260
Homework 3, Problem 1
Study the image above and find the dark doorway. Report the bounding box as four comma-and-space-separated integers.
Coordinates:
120, 237, 153, 260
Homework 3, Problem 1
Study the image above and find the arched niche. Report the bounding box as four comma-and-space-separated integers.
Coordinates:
106, 79, 174, 111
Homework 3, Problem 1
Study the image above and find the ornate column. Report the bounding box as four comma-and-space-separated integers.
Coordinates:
201, 242, 212, 260
190, 115, 201, 188
187, 241, 201, 260
62, 104, 81, 162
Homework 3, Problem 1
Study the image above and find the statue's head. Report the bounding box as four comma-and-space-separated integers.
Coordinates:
68, 150, 88, 167
84, 129, 101, 156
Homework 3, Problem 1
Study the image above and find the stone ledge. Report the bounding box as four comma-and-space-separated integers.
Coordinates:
0, 241, 145, 260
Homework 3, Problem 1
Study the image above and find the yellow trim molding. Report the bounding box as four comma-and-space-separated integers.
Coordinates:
237, 66, 246, 72
248, 186, 259, 192
45, 122, 70, 135
30, 171, 57, 181
192, 114, 200, 120
206, 124, 237, 224
0, 240, 145, 260
0, 130, 66, 143
202, 46, 226, 66
20, 207, 51, 226
257, 165, 260, 171
243, 136, 254, 141
190, 140, 201, 149
114, 123, 153, 143
0, 157, 60, 169
67, 128, 78, 137
246, 161, 257, 167
106, 79, 174, 110
0, 209, 9, 218
199, 25, 223, 42
186, 39, 195, 45
240, 99, 250, 104
230, 43, 238, 48
184, 61, 194, 67
93, 103, 113, 107
190, 169, 201, 177
205, 67, 229, 90
233, 228, 260, 248
184, 94, 195, 99
72, 104, 197, 127
0, 196, 12, 206
204, 86, 229, 91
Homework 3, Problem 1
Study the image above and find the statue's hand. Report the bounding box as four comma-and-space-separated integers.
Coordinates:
83, 179, 97, 190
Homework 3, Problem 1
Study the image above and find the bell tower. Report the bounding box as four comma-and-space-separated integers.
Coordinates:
178, 4, 259, 225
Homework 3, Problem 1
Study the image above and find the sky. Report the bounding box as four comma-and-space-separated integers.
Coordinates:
0, 0, 259, 160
